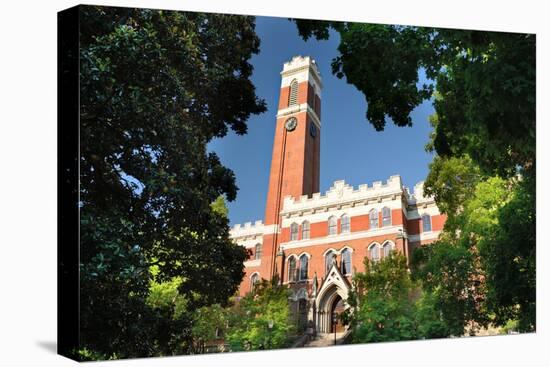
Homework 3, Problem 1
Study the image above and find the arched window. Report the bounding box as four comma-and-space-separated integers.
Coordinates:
369, 209, 379, 229
299, 254, 308, 281
422, 214, 432, 232
369, 244, 380, 262
382, 241, 393, 258
341, 214, 350, 233
288, 79, 298, 106
254, 243, 262, 260
341, 248, 352, 275
288, 257, 297, 282
382, 207, 391, 227
301, 221, 310, 240
325, 250, 335, 274
250, 273, 259, 292
290, 222, 299, 241
328, 216, 337, 235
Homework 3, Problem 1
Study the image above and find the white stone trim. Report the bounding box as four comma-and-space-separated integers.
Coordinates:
276, 103, 321, 128
281, 177, 403, 216
409, 230, 442, 243
340, 245, 355, 253
235, 239, 263, 249
230, 220, 264, 238
244, 259, 261, 268
262, 224, 280, 235
281, 55, 323, 91
280, 225, 404, 250
406, 205, 441, 219
322, 247, 339, 257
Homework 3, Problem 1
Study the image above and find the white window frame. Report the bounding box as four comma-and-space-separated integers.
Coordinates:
341, 214, 350, 234
290, 222, 299, 241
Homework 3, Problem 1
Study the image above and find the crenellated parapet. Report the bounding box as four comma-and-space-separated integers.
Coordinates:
281, 175, 404, 216
230, 220, 264, 240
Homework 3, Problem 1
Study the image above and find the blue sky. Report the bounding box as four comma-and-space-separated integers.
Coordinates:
208, 16, 435, 226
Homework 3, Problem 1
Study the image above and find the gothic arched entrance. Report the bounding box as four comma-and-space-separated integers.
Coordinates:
314, 260, 351, 334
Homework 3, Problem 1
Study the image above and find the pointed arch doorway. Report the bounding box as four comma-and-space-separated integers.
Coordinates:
314, 262, 351, 334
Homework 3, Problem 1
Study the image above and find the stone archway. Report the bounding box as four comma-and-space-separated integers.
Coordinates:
314, 263, 350, 334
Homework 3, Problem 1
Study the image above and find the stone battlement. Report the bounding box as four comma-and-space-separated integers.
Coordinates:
281, 175, 404, 214
282, 55, 320, 75
230, 220, 264, 238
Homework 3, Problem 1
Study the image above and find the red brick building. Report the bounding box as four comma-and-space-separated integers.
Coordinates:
230, 56, 446, 335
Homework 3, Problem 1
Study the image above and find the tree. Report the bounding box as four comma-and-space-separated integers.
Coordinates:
78, 6, 266, 359
191, 304, 230, 354
294, 21, 535, 178
347, 254, 420, 343
226, 277, 295, 351
294, 19, 535, 332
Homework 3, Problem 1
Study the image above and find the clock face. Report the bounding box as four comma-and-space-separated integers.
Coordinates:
309, 122, 317, 138
285, 117, 297, 132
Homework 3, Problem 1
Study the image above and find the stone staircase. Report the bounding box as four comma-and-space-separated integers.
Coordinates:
304, 332, 347, 348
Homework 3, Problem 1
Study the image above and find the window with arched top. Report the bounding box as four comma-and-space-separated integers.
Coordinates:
341, 248, 352, 275
290, 222, 299, 241
382, 207, 391, 227
328, 216, 337, 235
341, 214, 350, 233
288, 257, 297, 282
369, 244, 380, 262
422, 214, 432, 232
299, 254, 308, 281
250, 273, 259, 292
254, 243, 262, 260
382, 241, 393, 258
301, 221, 310, 240
369, 209, 379, 229
325, 250, 335, 274
288, 79, 298, 106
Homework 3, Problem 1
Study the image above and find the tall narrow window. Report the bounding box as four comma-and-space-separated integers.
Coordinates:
299, 254, 308, 281
341, 249, 352, 275
325, 250, 335, 274
254, 243, 262, 260
422, 214, 432, 232
290, 222, 299, 241
382, 207, 391, 227
369, 244, 380, 262
250, 273, 259, 292
369, 209, 379, 229
341, 214, 350, 233
288, 79, 298, 106
328, 216, 337, 235
382, 242, 393, 258
288, 257, 297, 282
301, 221, 310, 240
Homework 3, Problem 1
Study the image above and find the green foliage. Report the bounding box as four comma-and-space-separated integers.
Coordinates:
414, 174, 535, 333
294, 19, 536, 334
424, 155, 481, 218
146, 276, 189, 319
78, 6, 266, 359
478, 176, 536, 331
411, 240, 487, 336
191, 304, 229, 353
226, 277, 295, 351
294, 21, 535, 177
211, 195, 230, 218
349, 254, 456, 343
350, 254, 419, 342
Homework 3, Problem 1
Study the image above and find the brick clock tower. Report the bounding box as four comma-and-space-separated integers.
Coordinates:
261, 56, 322, 281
